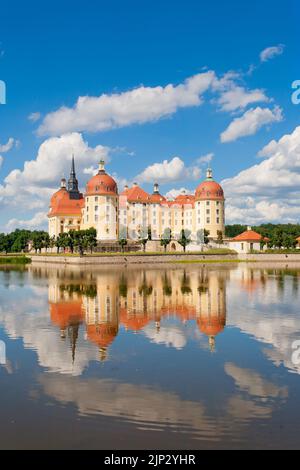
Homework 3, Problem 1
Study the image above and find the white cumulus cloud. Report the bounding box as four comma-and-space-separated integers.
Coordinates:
220, 106, 283, 143
37, 72, 216, 136
0, 137, 15, 153
136, 157, 201, 184
28, 112, 41, 122
260, 44, 285, 62
222, 126, 300, 224
0, 132, 111, 214
216, 86, 269, 112
6, 212, 48, 231
196, 152, 214, 165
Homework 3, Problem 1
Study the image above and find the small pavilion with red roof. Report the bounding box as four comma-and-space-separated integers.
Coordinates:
229, 227, 270, 254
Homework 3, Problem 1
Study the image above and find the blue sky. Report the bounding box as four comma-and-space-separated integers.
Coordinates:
0, 0, 299, 230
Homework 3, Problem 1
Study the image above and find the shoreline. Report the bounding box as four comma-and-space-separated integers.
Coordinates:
29, 252, 300, 266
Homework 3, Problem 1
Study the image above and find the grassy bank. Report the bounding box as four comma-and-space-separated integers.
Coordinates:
0, 256, 31, 265
31, 248, 237, 257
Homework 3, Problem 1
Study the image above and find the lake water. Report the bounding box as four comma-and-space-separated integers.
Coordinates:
0, 262, 300, 449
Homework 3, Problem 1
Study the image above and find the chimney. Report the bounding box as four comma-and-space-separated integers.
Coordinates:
133, 182, 138, 187
61, 178, 67, 189
124, 184, 129, 191
247, 226, 252, 231
153, 182, 159, 194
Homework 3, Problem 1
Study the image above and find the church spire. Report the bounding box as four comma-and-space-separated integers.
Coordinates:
68, 155, 80, 199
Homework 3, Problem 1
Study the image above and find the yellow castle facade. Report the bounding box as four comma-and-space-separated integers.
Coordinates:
48, 158, 225, 244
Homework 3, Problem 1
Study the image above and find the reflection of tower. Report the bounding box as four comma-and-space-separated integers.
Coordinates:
83, 272, 119, 360
86, 323, 119, 361
197, 270, 227, 352
48, 279, 84, 365
49, 290, 84, 341
68, 324, 79, 364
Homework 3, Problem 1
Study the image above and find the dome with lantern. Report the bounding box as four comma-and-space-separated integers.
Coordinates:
195, 168, 224, 201
85, 160, 118, 196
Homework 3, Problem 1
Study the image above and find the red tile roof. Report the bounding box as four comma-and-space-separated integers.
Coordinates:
231, 230, 269, 242
85, 171, 117, 196
121, 185, 151, 203
195, 180, 224, 201
48, 188, 84, 217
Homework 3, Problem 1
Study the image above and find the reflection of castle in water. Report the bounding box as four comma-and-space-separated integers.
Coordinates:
46, 266, 227, 360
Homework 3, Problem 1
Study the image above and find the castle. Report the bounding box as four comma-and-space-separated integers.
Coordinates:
48, 158, 225, 246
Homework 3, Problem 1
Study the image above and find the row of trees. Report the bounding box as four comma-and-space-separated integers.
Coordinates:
226, 223, 300, 241
0, 228, 98, 255
52, 229, 97, 255
261, 230, 298, 250
226, 224, 300, 250
0, 229, 50, 254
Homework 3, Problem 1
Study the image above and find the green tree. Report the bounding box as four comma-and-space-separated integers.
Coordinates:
271, 229, 284, 249
204, 229, 210, 245
217, 230, 224, 246
160, 228, 172, 253
118, 238, 128, 253
282, 233, 296, 250
178, 229, 191, 253
260, 239, 266, 251
139, 226, 148, 252
84, 228, 97, 254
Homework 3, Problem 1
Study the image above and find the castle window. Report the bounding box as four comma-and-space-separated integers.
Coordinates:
206, 201, 210, 206
216, 209, 219, 215
86, 215, 89, 223
95, 215, 99, 222
206, 209, 210, 215
198, 218, 200, 224
95, 205, 98, 212
207, 218, 210, 224
95, 197, 98, 202
217, 218, 220, 224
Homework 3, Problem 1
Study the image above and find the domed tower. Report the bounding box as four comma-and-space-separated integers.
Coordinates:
48, 159, 84, 238
82, 160, 118, 241
195, 168, 225, 240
